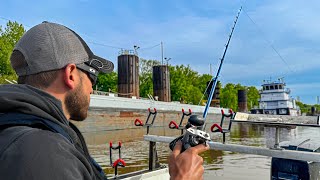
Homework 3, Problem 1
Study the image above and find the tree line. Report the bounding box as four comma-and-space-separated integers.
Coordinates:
96, 58, 260, 111
0, 21, 25, 83
3, 21, 317, 114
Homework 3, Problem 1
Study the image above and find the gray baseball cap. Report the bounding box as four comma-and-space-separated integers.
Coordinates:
10, 21, 114, 80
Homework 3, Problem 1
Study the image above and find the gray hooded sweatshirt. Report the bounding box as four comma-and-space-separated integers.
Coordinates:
0, 84, 106, 180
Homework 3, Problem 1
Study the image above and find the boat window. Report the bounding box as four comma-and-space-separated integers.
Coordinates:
270, 86, 274, 90
263, 86, 266, 90
275, 85, 278, 89
279, 85, 283, 89
266, 86, 270, 90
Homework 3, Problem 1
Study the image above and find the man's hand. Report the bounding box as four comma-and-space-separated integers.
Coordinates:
168, 140, 209, 180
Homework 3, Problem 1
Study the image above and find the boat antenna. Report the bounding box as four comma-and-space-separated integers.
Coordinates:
202, 6, 242, 130
278, 77, 284, 83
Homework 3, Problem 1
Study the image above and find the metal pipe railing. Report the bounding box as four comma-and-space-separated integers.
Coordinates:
144, 135, 320, 162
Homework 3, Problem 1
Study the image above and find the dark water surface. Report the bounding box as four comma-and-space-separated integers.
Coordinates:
84, 123, 320, 179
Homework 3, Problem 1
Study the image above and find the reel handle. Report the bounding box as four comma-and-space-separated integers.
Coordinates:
169, 128, 210, 152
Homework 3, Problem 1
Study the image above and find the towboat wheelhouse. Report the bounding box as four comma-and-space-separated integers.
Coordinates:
250, 79, 300, 116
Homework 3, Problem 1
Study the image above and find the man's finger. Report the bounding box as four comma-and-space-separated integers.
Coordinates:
188, 143, 209, 154
171, 140, 182, 158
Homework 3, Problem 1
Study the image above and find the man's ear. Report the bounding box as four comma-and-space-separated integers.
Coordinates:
63, 64, 78, 90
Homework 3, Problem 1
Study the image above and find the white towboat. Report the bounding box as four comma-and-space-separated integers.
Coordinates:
250, 79, 300, 116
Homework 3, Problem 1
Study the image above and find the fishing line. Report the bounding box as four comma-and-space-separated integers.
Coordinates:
139, 43, 161, 51
0, 16, 161, 53
0, 16, 32, 28
242, 9, 296, 75
86, 41, 123, 49
197, 76, 213, 106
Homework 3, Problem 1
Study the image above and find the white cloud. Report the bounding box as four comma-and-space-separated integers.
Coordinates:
1, 0, 319, 104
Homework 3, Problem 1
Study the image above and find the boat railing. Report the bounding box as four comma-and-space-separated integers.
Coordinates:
110, 114, 320, 179
144, 134, 320, 162
142, 112, 320, 172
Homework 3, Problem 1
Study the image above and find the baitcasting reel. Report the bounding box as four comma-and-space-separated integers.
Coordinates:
169, 115, 210, 152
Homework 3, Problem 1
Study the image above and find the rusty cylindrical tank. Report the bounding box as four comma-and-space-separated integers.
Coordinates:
206, 80, 220, 107
311, 106, 316, 116
117, 50, 139, 98
152, 65, 171, 102
238, 89, 248, 112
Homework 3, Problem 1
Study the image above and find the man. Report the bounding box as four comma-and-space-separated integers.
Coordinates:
0, 21, 208, 180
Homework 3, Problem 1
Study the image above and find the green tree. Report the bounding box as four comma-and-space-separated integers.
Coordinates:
220, 83, 260, 111
169, 64, 209, 104
96, 71, 118, 92
247, 86, 260, 110
0, 21, 25, 84
220, 83, 238, 111
197, 74, 213, 95
296, 101, 308, 114
296, 101, 320, 115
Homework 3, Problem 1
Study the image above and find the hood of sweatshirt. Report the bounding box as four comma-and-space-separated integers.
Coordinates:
0, 84, 81, 145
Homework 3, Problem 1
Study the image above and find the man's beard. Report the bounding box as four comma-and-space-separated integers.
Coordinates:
65, 79, 90, 121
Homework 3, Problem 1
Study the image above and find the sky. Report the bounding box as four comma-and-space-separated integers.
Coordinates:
0, 0, 320, 105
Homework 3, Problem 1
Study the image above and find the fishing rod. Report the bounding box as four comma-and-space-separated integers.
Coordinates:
202, 6, 242, 129
170, 6, 242, 151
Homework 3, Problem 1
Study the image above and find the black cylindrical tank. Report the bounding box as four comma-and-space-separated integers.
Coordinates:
117, 50, 139, 98
238, 89, 247, 112
206, 81, 220, 107
152, 65, 170, 102
311, 106, 317, 116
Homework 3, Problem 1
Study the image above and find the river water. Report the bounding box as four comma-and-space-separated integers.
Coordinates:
84, 123, 320, 179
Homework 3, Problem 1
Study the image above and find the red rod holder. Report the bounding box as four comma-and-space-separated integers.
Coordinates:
221, 109, 234, 117
134, 119, 144, 126
148, 108, 157, 113
169, 121, 179, 129
113, 159, 126, 168
211, 123, 223, 132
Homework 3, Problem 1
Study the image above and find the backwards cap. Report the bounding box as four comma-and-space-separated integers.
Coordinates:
11, 21, 114, 76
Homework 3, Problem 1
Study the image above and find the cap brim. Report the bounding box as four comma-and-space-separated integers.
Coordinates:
87, 55, 114, 74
